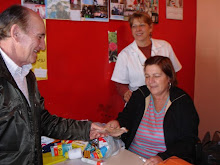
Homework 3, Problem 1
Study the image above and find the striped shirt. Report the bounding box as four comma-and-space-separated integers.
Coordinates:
129, 94, 168, 158
0, 48, 32, 104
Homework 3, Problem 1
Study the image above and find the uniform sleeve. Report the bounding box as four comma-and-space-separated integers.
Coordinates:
115, 82, 129, 99
111, 50, 130, 84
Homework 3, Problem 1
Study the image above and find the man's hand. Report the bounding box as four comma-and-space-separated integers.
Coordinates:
123, 90, 132, 103
90, 123, 107, 140
144, 156, 163, 165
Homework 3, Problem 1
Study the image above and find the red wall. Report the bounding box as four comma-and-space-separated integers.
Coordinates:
0, 0, 196, 122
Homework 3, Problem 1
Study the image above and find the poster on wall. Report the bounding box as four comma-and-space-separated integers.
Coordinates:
110, 0, 124, 20
22, 0, 46, 19
32, 20, 48, 81
166, 0, 183, 20
46, 0, 70, 20
122, 0, 159, 22
70, 0, 82, 20
108, 31, 118, 63
81, 0, 109, 21
109, 0, 159, 23
23, 0, 108, 22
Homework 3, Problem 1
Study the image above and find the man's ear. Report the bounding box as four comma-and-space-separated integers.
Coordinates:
10, 24, 21, 41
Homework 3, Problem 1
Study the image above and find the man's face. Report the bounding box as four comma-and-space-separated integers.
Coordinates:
16, 11, 45, 66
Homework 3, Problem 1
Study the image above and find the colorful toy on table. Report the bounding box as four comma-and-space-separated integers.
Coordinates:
50, 142, 72, 157
72, 140, 88, 151
84, 142, 97, 153
82, 137, 109, 160
47, 137, 110, 165
83, 150, 91, 158
98, 137, 108, 148
50, 140, 88, 157
82, 137, 108, 165
90, 146, 108, 159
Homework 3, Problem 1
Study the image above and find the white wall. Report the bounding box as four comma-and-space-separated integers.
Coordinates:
195, 0, 220, 139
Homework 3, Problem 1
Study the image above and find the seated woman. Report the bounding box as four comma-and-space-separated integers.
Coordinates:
106, 56, 199, 164
111, 12, 182, 103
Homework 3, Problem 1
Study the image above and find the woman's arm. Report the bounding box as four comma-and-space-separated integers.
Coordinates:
115, 82, 132, 102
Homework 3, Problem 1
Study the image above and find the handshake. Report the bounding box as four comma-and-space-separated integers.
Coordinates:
90, 120, 128, 140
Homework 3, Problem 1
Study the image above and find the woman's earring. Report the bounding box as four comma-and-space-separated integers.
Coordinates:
169, 82, 171, 89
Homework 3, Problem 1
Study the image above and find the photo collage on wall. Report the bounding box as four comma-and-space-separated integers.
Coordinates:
110, 0, 159, 23
22, 0, 109, 22
22, 0, 159, 23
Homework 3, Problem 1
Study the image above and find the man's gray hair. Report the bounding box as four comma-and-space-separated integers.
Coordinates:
0, 5, 30, 40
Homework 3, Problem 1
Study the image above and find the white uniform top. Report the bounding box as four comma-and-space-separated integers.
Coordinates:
111, 38, 182, 91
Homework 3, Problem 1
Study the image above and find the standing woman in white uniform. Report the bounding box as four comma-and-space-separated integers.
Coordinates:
111, 11, 182, 102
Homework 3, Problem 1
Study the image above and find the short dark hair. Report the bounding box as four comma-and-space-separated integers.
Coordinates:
0, 5, 30, 40
128, 11, 152, 28
144, 56, 178, 86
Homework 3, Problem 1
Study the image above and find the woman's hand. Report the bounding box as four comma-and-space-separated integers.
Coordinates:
105, 120, 120, 129
104, 120, 128, 137
123, 90, 132, 103
144, 156, 163, 165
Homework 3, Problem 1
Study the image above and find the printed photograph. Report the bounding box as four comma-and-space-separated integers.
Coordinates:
22, 0, 46, 19
108, 31, 118, 63
166, 0, 183, 20
123, 0, 159, 22
81, 0, 108, 21
70, 0, 81, 10
46, 0, 70, 20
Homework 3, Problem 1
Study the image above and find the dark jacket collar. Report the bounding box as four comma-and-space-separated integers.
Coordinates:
138, 85, 187, 102
169, 86, 187, 102
0, 52, 37, 108
0, 53, 18, 88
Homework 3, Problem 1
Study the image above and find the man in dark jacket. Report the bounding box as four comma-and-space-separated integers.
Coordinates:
0, 5, 105, 165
